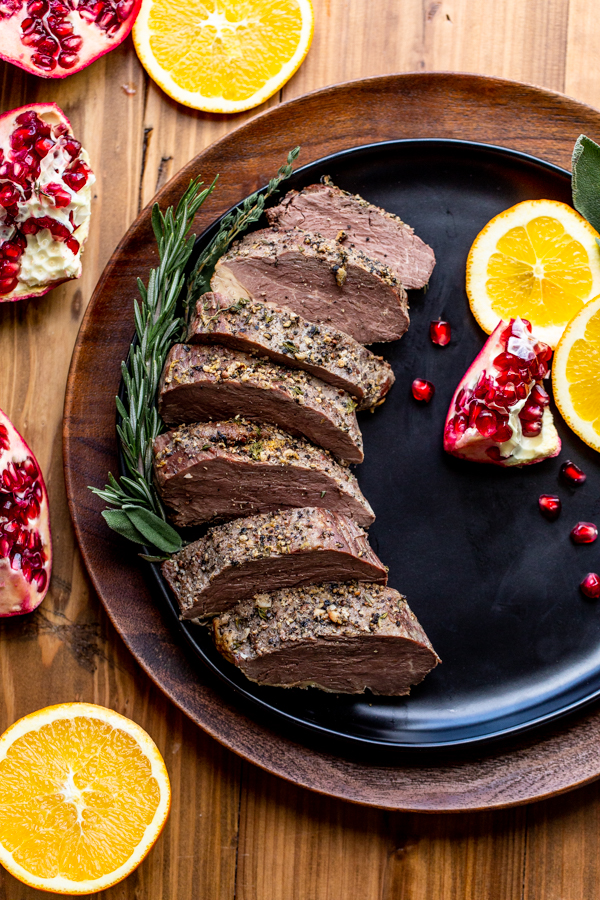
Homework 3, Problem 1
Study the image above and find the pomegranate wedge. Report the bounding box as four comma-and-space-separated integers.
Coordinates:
444, 318, 561, 466
0, 408, 51, 616
0, 0, 141, 78
0, 103, 94, 303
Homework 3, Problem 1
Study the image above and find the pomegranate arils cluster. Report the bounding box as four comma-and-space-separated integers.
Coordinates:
0, 103, 94, 302
0, 408, 51, 617
0, 0, 141, 77
444, 317, 560, 466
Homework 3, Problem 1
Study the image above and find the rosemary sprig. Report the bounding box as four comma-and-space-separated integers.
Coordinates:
185, 146, 300, 322
90, 176, 216, 555
91, 149, 300, 557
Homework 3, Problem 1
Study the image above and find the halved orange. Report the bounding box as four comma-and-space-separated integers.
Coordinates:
0, 703, 170, 894
553, 294, 600, 453
466, 199, 600, 348
133, 0, 315, 113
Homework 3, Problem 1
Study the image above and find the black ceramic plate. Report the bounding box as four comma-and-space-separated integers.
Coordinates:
147, 139, 600, 750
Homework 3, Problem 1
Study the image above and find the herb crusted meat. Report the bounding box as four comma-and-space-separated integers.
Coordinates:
187, 293, 395, 410
161, 507, 387, 619
265, 181, 436, 290
153, 419, 375, 528
213, 582, 440, 694
210, 227, 410, 344
158, 344, 364, 464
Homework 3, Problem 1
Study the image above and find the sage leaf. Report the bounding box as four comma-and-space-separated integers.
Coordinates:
572, 135, 600, 233
102, 509, 148, 545
123, 506, 182, 554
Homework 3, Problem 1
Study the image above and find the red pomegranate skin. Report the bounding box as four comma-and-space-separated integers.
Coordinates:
0, 0, 142, 78
581, 573, 600, 599
412, 379, 435, 402
0, 407, 52, 617
571, 522, 598, 545
430, 319, 451, 346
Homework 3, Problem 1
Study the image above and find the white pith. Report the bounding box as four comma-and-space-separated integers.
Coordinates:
0, 703, 171, 894
467, 199, 600, 348
553, 294, 600, 452
132, 0, 314, 113
0, 104, 94, 299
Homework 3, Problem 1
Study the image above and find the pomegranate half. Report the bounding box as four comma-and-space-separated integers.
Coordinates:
0, 0, 141, 77
0, 103, 94, 302
444, 317, 561, 466
0, 407, 51, 616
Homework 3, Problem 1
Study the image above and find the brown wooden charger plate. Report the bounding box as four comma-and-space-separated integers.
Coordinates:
64, 73, 600, 811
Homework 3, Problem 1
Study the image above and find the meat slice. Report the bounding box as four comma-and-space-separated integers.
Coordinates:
153, 420, 375, 528
187, 293, 395, 410
158, 344, 363, 464
211, 228, 409, 344
265, 181, 436, 290
162, 507, 387, 619
213, 582, 440, 694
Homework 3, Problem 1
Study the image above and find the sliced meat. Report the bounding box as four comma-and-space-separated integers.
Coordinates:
153, 419, 375, 528
158, 344, 363, 464
187, 293, 395, 410
265, 181, 436, 290
213, 582, 440, 694
162, 507, 387, 619
211, 228, 409, 344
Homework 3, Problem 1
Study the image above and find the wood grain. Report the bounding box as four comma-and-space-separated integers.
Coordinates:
4, 2, 600, 898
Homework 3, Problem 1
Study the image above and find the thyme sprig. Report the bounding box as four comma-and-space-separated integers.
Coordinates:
185, 146, 300, 322
91, 149, 300, 556
90, 176, 216, 555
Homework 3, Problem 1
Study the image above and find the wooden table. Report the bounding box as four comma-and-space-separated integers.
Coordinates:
3, 1, 600, 897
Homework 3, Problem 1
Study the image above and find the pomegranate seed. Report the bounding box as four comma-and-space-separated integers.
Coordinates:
581, 573, 600, 599
486, 446, 502, 461
2, 242, 23, 261
51, 1, 69, 13
561, 460, 587, 485
475, 408, 497, 438
539, 494, 561, 521
37, 36, 59, 54
521, 420, 542, 437
54, 19, 73, 35
520, 403, 543, 422
430, 319, 451, 346
492, 424, 513, 443
58, 51, 80, 68
571, 522, 598, 544
63, 137, 81, 158
412, 379, 435, 402
0, 277, 18, 294
0, 184, 20, 206
66, 237, 79, 254
27, 0, 48, 15
52, 122, 69, 137
44, 182, 71, 207
31, 53, 58, 70
494, 351, 518, 370
10, 125, 37, 151
61, 34, 83, 50
20, 16, 37, 32
116, 0, 134, 17
530, 384, 550, 407
33, 568, 47, 592
34, 136, 55, 158
15, 111, 38, 127
0, 261, 19, 277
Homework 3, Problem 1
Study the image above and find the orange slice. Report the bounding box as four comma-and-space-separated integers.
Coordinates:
466, 199, 600, 348
133, 0, 315, 113
0, 703, 170, 894
553, 294, 600, 453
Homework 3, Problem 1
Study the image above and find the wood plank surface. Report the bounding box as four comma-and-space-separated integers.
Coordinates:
2, 1, 600, 898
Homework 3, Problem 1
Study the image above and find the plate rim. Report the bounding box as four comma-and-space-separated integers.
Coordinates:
64, 72, 600, 810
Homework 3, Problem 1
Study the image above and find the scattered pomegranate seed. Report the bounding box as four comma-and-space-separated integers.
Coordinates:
581, 573, 600, 599
430, 319, 451, 346
539, 495, 561, 521
412, 379, 435, 402
571, 522, 598, 544
561, 460, 586, 484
